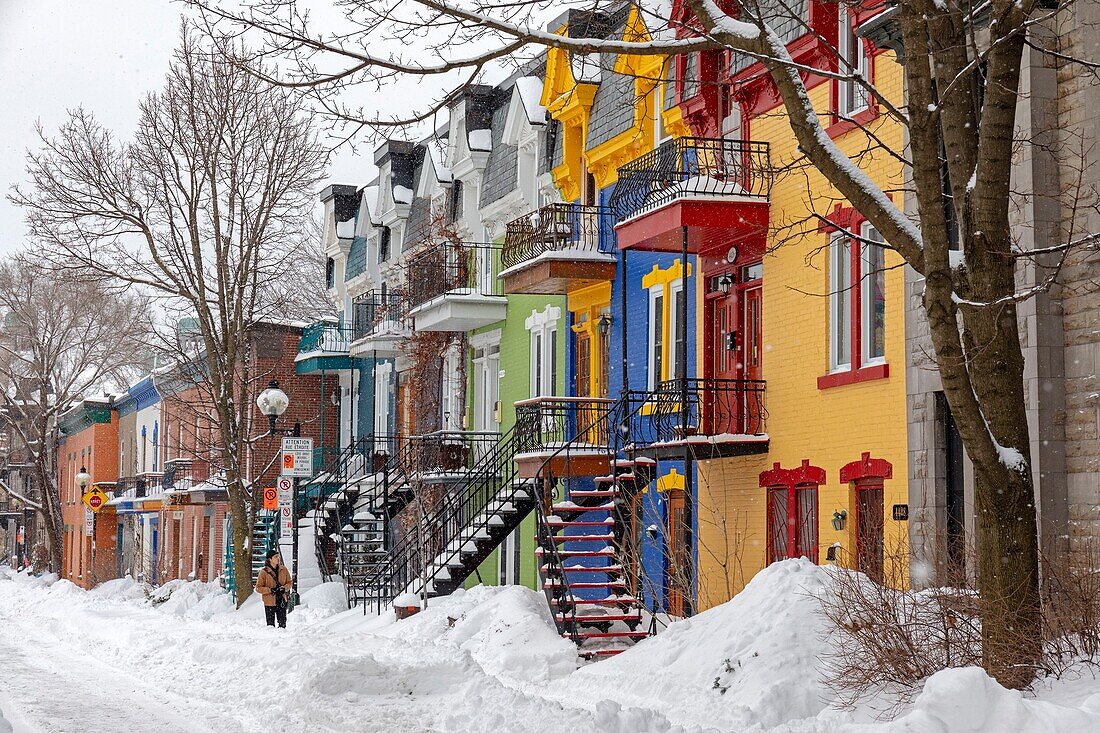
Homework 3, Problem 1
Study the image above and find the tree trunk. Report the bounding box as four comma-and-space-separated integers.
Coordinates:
228, 480, 254, 607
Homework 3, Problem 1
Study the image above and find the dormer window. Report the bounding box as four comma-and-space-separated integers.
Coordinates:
379, 226, 391, 263
447, 180, 463, 224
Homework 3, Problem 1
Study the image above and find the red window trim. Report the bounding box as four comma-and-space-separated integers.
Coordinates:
839, 451, 893, 483
816, 205, 889, 390
827, 6, 884, 140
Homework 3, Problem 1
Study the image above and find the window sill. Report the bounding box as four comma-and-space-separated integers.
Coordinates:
826, 106, 879, 140
817, 362, 889, 390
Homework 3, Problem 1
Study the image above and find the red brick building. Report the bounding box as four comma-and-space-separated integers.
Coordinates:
57, 397, 119, 588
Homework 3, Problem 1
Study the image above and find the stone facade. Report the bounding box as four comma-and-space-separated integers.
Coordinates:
906, 6, 1100, 573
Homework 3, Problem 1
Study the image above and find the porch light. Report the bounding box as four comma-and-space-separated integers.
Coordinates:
597, 313, 613, 337
717, 273, 735, 295
256, 380, 290, 434
75, 466, 90, 490
831, 509, 848, 531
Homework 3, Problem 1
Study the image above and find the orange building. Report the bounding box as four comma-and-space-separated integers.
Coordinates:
57, 397, 119, 588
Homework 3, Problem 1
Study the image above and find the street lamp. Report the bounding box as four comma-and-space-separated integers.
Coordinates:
75, 466, 90, 491
256, 380, 290, 434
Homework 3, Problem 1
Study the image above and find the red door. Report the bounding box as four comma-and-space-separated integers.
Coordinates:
742, 284, 763, 433
706, 280, 739, 433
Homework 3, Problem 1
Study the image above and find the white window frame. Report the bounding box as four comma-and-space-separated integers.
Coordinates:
499, 528, 520, 585
525, 305, 560, 398
647, 286, 665, 390
829, 233, 853, 372
838, 11, 870, 116
860, 222, 886, 366
668, 280, 685, 382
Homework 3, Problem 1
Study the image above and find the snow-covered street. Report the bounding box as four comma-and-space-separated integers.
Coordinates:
2, 561, 1100, 733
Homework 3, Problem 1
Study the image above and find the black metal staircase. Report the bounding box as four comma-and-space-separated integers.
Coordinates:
351, 424, 537, 614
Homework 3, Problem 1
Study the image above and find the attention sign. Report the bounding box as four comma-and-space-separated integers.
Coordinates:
81, 487, 110, 513
280, 437, 313, 477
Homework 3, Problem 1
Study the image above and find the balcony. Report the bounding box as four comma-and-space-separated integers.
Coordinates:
500, 203, 616, 295
106, 472, 167, 513
405, 242, 508, 331
350, 289, 409, 357
624, 378, 769, 460
400, 430, 500, 482
512, 396, 618, 478
609, 137, 772, 254
295, 321, 357, 373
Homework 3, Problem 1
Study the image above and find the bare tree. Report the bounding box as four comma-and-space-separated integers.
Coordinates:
0, 255, 148, 572
184, 0, 1100, 684
10, 25, 327, 605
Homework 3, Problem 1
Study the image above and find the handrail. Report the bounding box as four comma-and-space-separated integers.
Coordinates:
354, 424, 519, 614
297, 321, 354, 355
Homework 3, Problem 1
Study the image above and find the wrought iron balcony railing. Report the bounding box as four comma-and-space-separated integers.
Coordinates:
502, 203, 613, 270
406, 241, 504, 310
398, 430, 500, 477
513, 396, 618, 453
609, 137, 772, 223
623, 378, 767, 445
297, 321, 354, 355
352, 289, 408, 340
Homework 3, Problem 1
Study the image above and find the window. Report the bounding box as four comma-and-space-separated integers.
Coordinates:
838, 10, 870, 116
826, 221, 887, 381
649, 289, 664, 390
829, 234, 852, 371
861, 224, 886, 364
379, 226, 391, 263
447, 180, 463, 224
526, 306, 559, 398
766, 486, 819, 564
760, 461, 825, 565
644, 259, 691, 390
682, 53, 700, 101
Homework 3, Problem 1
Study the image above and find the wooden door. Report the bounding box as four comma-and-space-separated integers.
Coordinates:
856, 485, 884, 583
575, 331, 593, 442
707, 281, 739, 433
666, 490, 690, 617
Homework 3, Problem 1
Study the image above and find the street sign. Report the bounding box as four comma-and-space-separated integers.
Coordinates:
277, 476, 294, 535
84, 508, 93, 535
280, 437, 313, 477
262, 486, 278, 511
81, 487, 110, 513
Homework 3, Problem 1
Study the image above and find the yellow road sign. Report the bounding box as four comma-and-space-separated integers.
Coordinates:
81, 487, 110, 513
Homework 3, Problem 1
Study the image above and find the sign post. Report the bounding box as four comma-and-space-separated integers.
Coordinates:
280, 435, 311, 606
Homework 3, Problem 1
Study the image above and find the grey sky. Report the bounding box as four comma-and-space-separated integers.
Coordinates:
0, 0, 369, 254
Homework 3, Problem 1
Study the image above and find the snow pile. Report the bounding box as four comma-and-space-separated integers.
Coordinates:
294, 581, 348, 621
377, 585, 579, 684
149, 578, 234, 619
88, 576, 149, 602
554, 558, 832, 730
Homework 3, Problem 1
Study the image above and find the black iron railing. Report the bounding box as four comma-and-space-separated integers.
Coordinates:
620, 378, 767, 446
354, 424, 524, 614
352, 289, 408, 340
502, 203, 613, 270
513, 396, 617, 453
406, 242, 504, 309
401, 430, 499, 477
609, 137, 772, 223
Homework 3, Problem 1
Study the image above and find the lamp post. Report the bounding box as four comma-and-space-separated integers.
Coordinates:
255, 380, 301, 606
76, 466, 92, 584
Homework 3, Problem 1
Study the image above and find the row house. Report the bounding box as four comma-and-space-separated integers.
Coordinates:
306, 0, 910, 657
57, 320, 338, 590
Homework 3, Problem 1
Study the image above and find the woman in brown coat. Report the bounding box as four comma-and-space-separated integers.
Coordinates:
256, 549, 293, 628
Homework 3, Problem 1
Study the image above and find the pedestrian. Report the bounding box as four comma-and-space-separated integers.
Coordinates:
256, 549, 293, 628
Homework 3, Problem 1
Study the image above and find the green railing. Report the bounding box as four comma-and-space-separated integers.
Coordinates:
297, 321, 354, 355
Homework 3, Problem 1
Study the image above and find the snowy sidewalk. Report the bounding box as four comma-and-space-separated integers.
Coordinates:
1, 561, 1098, 733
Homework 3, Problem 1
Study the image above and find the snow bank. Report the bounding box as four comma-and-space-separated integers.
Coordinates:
150, 578, 234, 619
555, 558, 832, 730
376, 585, 578, 684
